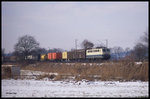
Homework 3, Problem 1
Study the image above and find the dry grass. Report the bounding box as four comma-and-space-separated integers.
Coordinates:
20, 60, 149, 81
2, 67, 11, 79
36, 74, 56, 80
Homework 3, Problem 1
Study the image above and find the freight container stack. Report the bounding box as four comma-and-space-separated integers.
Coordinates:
48, 53, 52, 60
62, 52, 67, 60
52, 53, 56, 60
40, 54, 47, 61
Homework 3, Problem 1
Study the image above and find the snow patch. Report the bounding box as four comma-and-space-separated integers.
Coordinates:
2, 79, 148, 97
135, 62, 142, 65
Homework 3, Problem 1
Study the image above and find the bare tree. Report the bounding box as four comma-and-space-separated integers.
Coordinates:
132, 31, 149, 61
132, 43, 147, 61
112, 46, 124, 60
81, 39, 94, 49
2, 48, 5, 56
2, 48, 5, 62
36, 48, 47, 54
140, 31, 148, 46
14, 35, 39, 60
124, 47, 130, 56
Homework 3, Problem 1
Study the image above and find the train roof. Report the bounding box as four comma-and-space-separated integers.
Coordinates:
96, 47, 108, 49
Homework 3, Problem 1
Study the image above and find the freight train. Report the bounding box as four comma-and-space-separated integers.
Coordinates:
38, 47, 110, 62
3, 47, 111, 62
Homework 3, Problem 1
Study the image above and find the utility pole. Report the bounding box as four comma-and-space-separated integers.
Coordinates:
75, 39, 78, 61
98, 39, 108, 48
75, 39, 78, 50
105, 39, 108, 48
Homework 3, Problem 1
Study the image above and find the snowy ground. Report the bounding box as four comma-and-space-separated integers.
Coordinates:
2, 79, 148, 97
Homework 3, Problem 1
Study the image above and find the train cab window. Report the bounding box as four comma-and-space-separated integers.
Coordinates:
107, 49, 110, 52
88, 50, 92, 53
103, 49, 106, 52
95, 50, 99, 52
88, 49, 100, 53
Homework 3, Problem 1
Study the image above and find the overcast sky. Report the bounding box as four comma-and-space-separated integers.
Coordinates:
2, 2, 148, 53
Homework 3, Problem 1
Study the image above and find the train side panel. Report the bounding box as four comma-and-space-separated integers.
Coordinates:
86, 48, 103, 58
48, 53, 52, 60
67, 49, 85, 60
67, 51, 74, 60
52, 53, 56, 60
76, 49, 86, 59
56, 52, 62, 60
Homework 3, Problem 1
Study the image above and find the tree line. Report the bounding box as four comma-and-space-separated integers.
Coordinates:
2, 31, 148, 62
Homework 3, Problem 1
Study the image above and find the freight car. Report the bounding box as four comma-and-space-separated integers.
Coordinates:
48, 52, 62, 61
67, 49, 86, 61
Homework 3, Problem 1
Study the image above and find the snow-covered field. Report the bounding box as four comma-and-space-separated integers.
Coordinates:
2, 79, 148, 97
